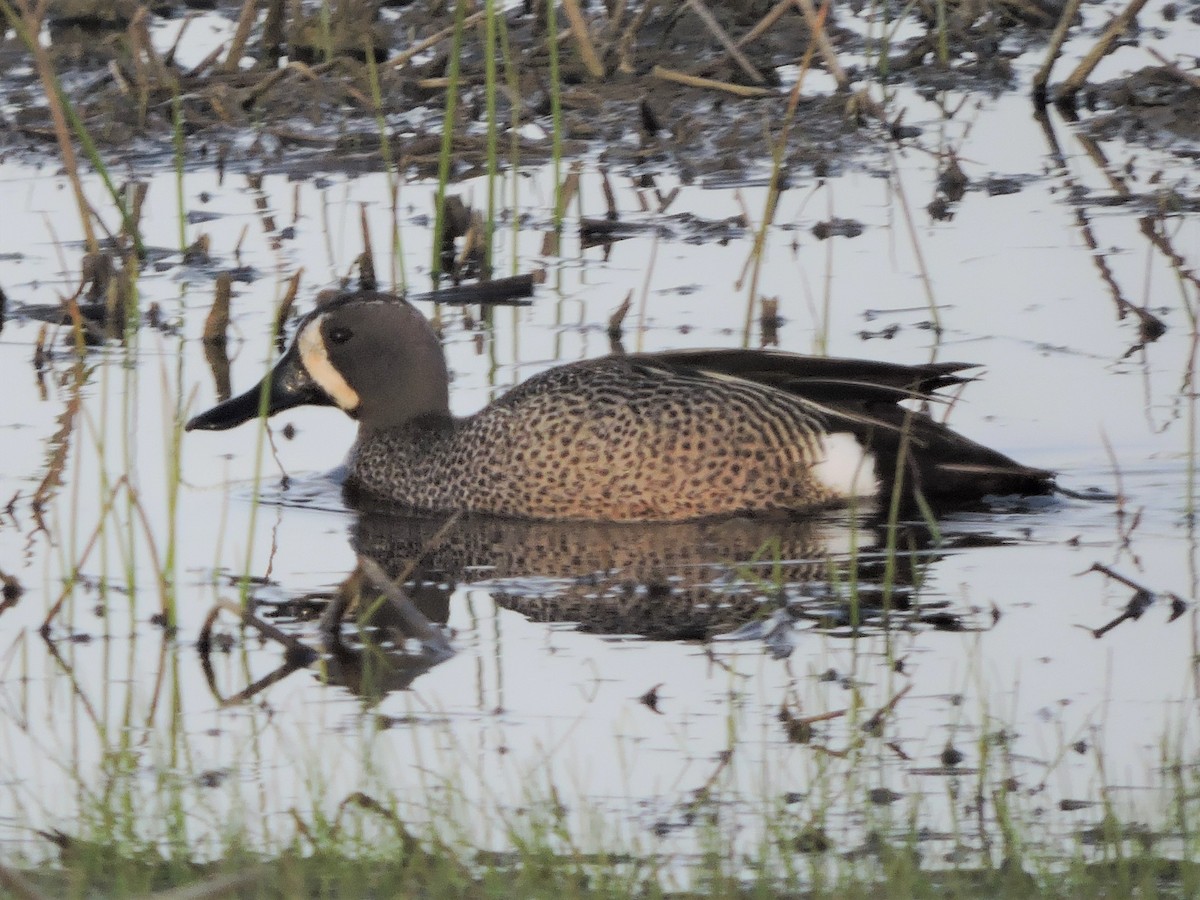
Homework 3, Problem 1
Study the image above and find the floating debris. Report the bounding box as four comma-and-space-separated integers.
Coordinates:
812, 217, 865, 240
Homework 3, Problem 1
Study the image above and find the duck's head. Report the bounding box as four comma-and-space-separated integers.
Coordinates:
186, 291, 450, 433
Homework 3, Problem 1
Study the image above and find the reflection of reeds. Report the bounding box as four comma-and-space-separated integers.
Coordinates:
32, 367, 82, 515
40, 474, 174, 632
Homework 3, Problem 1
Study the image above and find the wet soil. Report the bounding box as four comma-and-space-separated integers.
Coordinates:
1082, 65, 1200, 148
7, 0, 1193, 185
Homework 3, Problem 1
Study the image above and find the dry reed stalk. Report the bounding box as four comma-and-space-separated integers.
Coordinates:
334, 793, 421, 855
862, 683, 912, 734
1031, 0, 1083, 104
359, 204, 377, 290
737, 0, 794, 47
608, 291, 633, 340
607, 0, 629, 34
1056, 0, 1152, 104
599, 167, 617, 218
32, 323, 48, 372
221, 0, 260, 74
203, 273, 233, 344
163, 10, 197, 67
233, 223, 249, 258
791, 0, 848, 90
615, 0, 656, 73
1140, 215, 1200, 298
455, 219, 482, 275
685, 0, 765, 83
561, 165, 582, 209
127, 7, 170, 103
186, 43, 226, 79
9, 0, 99, 254
561, 0, 606, 78
386, 8, 490, 69
238, 63, 299, 108
274, 270, 303, 339
652, 65, 774, 97
125, 181, 149, 241
202, 328, 232, 401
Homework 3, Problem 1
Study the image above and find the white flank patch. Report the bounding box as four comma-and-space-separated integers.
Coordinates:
812, 432, 878, 498
298, 315, 361, 411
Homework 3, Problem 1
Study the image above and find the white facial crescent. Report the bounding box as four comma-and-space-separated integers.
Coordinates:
298, 314, 361, 412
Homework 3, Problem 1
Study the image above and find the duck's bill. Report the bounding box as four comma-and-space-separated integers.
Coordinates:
185, 346, 332, 432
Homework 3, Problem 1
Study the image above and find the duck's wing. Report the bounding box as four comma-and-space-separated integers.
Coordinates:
629, 349, 974, 404
628, 349, 1054, 503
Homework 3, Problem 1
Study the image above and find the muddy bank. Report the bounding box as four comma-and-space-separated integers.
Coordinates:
2, 0, 1157, 182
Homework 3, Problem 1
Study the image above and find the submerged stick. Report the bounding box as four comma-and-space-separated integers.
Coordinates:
358, 556, 454, 659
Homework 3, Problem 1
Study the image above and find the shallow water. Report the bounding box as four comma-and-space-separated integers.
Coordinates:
1, 2, 1199, 884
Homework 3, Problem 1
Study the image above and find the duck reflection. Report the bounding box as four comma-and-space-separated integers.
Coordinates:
203, 507, 993, 705
350, 509, 936, 640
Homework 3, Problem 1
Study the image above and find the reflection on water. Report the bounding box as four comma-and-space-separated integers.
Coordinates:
229, 505, 1020, 705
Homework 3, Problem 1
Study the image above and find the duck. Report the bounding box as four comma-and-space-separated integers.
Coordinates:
186, 290, 1054, 522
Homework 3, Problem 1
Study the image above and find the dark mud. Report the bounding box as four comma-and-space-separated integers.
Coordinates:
1081, 65, 1200, 149
7, 0, 1188, 186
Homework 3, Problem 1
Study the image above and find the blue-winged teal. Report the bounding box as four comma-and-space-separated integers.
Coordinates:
186, 290, 1054, 521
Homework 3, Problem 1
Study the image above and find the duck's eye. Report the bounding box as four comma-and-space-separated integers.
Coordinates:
327, 326, 353, 345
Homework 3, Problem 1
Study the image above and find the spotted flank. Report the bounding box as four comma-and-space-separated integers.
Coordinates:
186, 291, 1056, 522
